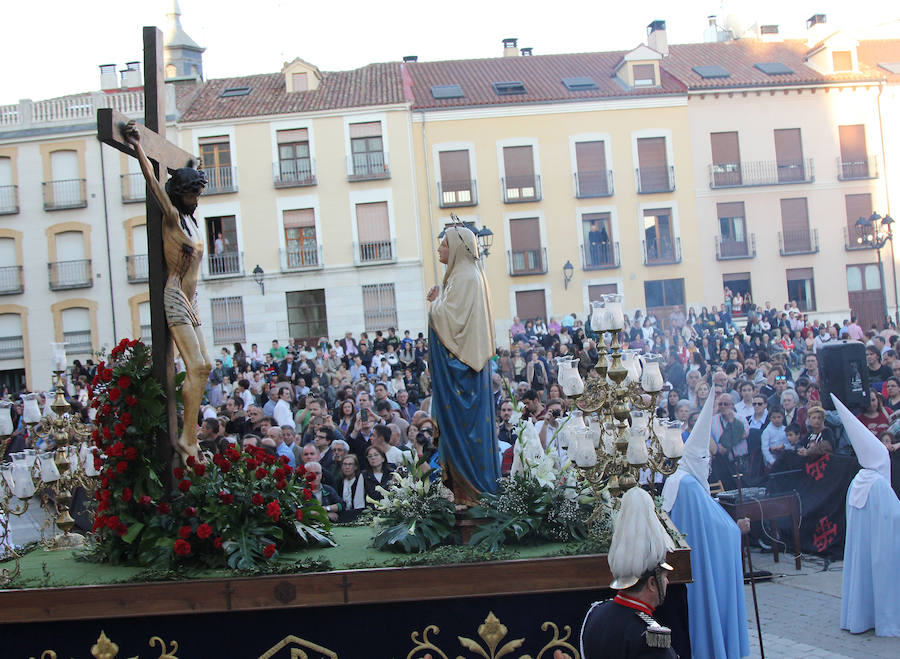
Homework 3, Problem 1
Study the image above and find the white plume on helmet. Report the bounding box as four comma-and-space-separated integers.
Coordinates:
609, 486, 675, 589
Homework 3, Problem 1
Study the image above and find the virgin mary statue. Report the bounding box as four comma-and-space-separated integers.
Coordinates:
427, 226, 500, 505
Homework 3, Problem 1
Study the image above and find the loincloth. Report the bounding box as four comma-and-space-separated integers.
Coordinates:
164, 286, 201, 328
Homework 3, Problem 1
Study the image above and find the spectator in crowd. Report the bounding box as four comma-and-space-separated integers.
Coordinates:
337, 454, 365, 519
856, 390, 892, 436
362, 445, 395, 506
798, 406, 835, 458
867, 345, 892, 384
761, 407, 789, 466
304, 461, 341, 522
370, 424, 404, 467
711, 393, 750, 485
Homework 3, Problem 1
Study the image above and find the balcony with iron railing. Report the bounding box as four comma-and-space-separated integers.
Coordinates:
204, 166, 238, 195
502, 175, 542, 203
635, 166, 675, 194
0, 185, 19, 214
779, 228, 820, 256
204, 251, 244, 279
0, 266, 24, 295
574, 170, 614, 198
354, 240, 395, 265
837, 155, 879, 181
843, 226, 877, 251
708, 159, 815, 188
48, 259, 92, 290
280, 245, 322, 271
273, 159, 317, 188
715, 234, 757, 260
63, 330, 92, 354
120, 173, 146, 203
438, 180, 478, 207
642, 237, 682, 265
581, 242, 620, 270
507, 247, 548, 276
126, 254, 149, 283
0, 335, 24, 360
347, 153, 390, 181
42, 179, 87, 210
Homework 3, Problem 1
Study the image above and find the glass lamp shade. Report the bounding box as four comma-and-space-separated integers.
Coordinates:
640, 358, 665, 393
50, 342, 67, 372
11, 461, 36, 499
39, 452, 60, 483
1, 464, 15, 495
621, 349, 641, 384
572, 432, 598, 468
21, 394, 41, 424
602, 294, 625, 330
23, 448, 37, 468
630, 410, 650, 436
661, 422, 686, 459
82, 445, 101, 477
556, 357, 584, 395
589, 300, 606, 332
0, 402, 13, 435
626, 430, 650, 465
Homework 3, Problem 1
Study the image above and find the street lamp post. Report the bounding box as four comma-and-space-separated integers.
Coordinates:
855, 213, 896, 326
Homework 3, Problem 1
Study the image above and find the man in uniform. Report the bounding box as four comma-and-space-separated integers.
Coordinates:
579, 486, 678, 658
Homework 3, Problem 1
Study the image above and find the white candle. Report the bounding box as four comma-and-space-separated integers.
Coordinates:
0, 402, 12, 435
21, 394, 41, 424
51, 342, 67, 372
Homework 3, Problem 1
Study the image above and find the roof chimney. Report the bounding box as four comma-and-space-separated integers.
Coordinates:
806, 13, 828, 47
502, 37, 518, 57
402, 55, 418, 62
520, 47, 533, 56
760, 24, 782, 43
647, 20, 668, 56
99, 64, 118, 91
120, 61, 142, 88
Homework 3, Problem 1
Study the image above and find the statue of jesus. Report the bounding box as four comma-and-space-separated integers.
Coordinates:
427, 226, 500, 505
123, 120, 212, 464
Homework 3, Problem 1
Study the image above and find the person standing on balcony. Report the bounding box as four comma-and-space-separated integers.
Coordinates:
214, 231, 225, 255
588, 220, 602, 266
426, 225, 499, 505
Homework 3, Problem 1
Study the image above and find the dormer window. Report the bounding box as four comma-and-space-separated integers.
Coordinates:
282, 58, 322, 92
292, 72, 308, 91
633, 64, 656, 86
832, 51, 852, 72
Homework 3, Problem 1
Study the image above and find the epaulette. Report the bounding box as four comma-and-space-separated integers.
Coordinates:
634, 611, 672, 649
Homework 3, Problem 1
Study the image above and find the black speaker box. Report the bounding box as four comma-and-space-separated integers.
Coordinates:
817, 341, 870, 411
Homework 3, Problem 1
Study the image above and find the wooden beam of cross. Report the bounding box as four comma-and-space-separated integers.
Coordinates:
97, 27, 198, 486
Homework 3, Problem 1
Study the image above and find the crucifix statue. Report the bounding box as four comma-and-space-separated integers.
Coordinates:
97, 27, 211, 469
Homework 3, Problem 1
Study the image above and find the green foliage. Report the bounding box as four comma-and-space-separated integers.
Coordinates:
369, 469, 456, 553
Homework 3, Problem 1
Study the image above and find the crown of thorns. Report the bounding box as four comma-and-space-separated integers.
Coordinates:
166, 160, 208, 196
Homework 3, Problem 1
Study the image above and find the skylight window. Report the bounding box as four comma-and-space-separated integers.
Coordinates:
431, 84, 464, 99
493, 81, 527, 96
220, 86, 251, 97
562, 77, 599, 91
754, 62, 794, 76
878, 62, 900, 74
692, 65, 731, 79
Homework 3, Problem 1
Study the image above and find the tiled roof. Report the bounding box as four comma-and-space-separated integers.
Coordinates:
857, 39, 900, 81
179, 62, 405, 122
172, 80, 202, 114
405, 52, 687, 110
665, 39, 884, 89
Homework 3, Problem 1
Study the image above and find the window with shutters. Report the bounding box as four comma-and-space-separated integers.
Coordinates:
709, 132, 742, 187
275, 128, 315, 186
198, 136, 236, 193
832, 51, 853, 72
636, 137, 673, 193
438, 150, 475, 207
362, 283, 397, 331
0, 156, 17, 214
716, 202, 754, 259
514, 290, 547, 323
844, 193, 874, 249
642, 208, 679, 264
205, 215, 241, 276
644, 279, 685, 323
137, 301, 152, 344
574, 141, 611, 197
292, 72, 309, 91
355, 202, 393, 263
349, 122, 389, 180
126, 224, 149, 283
508, 217, 545, 275
282, 209, 319, 269
773, 128, 809, 183
0, 313, 24, 359
786, 268, 816, 311
502, 145, 540, 202
779, 198, 817, 255
581, 212, 617, 269
49, 230, 92, 290
44, 150, 85, 210
838, 125, 873, 180
0, 237, 22, 294
62, 307, 93, 354
286, 290, 328, 343
588, 284, 618, 303
210, 296, 246, 344
632, 63, 656, 86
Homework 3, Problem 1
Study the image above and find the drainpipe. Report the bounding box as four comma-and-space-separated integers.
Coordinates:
98, 141, 119, 342
876, 81, 899, 324
419, 109, 439, 285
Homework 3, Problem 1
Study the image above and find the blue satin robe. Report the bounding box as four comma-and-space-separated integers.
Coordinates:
669, 475, 750, 659
429, 328, 499, 501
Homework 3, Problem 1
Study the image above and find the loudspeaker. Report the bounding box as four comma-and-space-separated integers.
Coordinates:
817, 341, 870, 411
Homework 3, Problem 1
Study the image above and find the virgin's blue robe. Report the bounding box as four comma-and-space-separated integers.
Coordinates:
669, 475, 749, 659
841, 476, 900, 636
429, 328, 499, 502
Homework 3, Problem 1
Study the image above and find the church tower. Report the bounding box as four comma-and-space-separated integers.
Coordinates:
164, 0, 205, 80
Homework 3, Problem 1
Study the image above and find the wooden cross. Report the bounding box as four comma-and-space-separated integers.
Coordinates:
97, 27, 197, 484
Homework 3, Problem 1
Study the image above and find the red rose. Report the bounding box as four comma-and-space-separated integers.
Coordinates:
255, 467, 267, 480
91, 429, 99, 441
196, 523, 213, 539
226, 449, 241, 462
266, 501, 281, 522
104, 368, 114, 381
90, 398, 100, 409
295, 464, 306, 476
279, 455, 290, 465
184, 506, 197, 518
157, 502, 171, 514
173, 539, 191, 556
101, 426, 111, 439
193, 464, 206, 477
117, 375, 131, 389
108, 442, 124, 457
251, 493, 264, 506
173, 467, 185, 479
275, 479, 287, 490
177, 479, 192, 493
121, 487, 133, 503
262, 454, 276, 466
263, 543, 276, 559
125, 396, 138, 407
178, 525, 193, 539
138, 495, 152, 506
213, 536, 223, 549
116, 523, 128, 536
116, 461, 129, 474
186, 455, 196, 467
273, 468, 286, 481
121, 412, 132, 425
218, 491, 234, 505
306, 471, 317, 483
100, 475, 109, 488
101, 404, 112, 416
218, 461, 231, 473
106, 515, 120, 529
93, 456, 102, 470
113, 423, 126, 437
108, 388, 122, 402
245, 459, 258, 471
97, 500, 109, 513
295, 509, 304, 522
124, 446, 138, 461
303, 488, 312, 500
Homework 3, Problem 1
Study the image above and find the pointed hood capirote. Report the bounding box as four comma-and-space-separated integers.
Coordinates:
661, 393, 717, 512
429, 226, 495, 372
608, 486, 675, 590
831, 394, 891, 508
